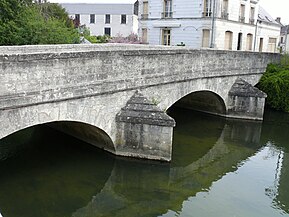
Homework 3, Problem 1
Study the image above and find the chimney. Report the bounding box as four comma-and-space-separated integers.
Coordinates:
276, 17, 281, 23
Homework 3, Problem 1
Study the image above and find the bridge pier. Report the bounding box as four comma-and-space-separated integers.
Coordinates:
227, 78, 267, 121
115, 91, 175, 162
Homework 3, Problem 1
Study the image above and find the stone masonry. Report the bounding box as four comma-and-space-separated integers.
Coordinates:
0, 44, 281, 161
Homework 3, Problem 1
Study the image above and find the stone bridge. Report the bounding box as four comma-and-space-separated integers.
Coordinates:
0, 44, 280, 161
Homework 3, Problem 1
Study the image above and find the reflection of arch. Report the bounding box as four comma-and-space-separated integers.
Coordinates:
168, 90, 226, 116
0, 124, 115, 217
1, 121, 115, 154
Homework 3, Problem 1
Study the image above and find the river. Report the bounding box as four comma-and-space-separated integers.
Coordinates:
0, 107, 288, 217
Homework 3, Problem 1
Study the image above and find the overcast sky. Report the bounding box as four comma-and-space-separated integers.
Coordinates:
49, 0, 289, 25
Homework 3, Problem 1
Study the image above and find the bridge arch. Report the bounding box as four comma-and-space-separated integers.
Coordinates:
0, 120, 115, 154
167, 90, 227, 116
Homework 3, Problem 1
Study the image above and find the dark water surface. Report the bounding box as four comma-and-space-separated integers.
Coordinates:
0, 108, 289, 217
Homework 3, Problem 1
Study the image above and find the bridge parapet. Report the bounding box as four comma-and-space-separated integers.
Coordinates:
0, 44, 280, 111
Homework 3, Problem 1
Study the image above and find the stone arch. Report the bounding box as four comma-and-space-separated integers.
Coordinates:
0, 120, 115, 154
167, 90, 227, 116
48, 121, 115, 153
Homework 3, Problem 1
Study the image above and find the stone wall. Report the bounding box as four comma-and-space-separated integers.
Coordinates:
0, 44, 280, 112
0, 44, 281, 160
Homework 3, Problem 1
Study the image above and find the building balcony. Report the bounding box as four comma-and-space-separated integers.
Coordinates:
161, 11, 173, 19
249, 18, 255, 25
221, 11, 229, 20
141, 14, 148, 20
239, 16, 245, 23
202, 11, 212, 17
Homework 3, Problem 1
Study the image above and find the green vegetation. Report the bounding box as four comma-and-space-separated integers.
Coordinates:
257, 55, 289, 112
82, 27, 110, 43
0, 0, 79, 45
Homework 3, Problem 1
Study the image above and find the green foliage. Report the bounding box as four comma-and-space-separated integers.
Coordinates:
258, 55, 289, 112
82, 26, 110, 43
0, 0, 79, 45
87, 35, 110, 43
37, 3, 74, 28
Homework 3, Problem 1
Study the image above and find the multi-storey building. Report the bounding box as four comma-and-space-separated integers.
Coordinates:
280, 25, 289, 53
139, 0, 281, 52
62, 2, 139, 37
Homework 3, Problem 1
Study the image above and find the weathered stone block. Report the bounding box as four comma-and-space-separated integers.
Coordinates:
115, 91, 175, 161
227, 78, 267, 120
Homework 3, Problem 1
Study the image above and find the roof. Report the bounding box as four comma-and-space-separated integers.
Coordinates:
258, 6, 281, 26
61, 3, 135, 15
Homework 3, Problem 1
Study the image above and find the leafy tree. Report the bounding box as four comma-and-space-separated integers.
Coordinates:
36, 2, 74, 28
257, 55, 289, 112
0, 0, 79, 45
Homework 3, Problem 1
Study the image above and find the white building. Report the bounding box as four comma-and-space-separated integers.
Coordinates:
257, 6, 281, 53
62, 2, 139, 37
139, 0, 281, 52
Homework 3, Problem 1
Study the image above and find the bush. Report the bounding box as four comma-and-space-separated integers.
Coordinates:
109, 33, 142, 44
81, 26, 110, 43
257, 55, 289, 112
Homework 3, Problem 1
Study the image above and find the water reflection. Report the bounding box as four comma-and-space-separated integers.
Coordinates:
0, 126, 114, 217
262, 109, 289, 215
0, 108, 289, 217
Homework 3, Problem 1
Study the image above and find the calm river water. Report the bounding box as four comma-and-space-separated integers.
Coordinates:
0, 107, 289, 217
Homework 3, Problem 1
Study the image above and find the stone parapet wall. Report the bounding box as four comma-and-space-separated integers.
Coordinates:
0, 45, 280, 111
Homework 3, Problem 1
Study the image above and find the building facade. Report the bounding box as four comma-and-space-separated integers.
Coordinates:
62, 2, 139, 37
139, 0, 281, 52
280, 25, 289, 53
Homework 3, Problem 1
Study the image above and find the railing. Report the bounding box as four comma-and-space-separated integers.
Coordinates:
141, 14, 148, 20
221, 11, 229, 20
202, 11, 212, 17
239, 16, 245, 23
249, 18, 255, 25
161, 11, 173, 19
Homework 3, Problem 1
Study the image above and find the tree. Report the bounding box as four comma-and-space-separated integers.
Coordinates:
0, 0, 79, 45
257, 55, 289, 112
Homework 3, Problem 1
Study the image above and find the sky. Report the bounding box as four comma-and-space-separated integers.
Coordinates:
49, 0, 289, 25
260, 0, 289, 24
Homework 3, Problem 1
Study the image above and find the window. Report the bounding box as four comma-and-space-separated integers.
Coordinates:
202, 29, 210, 47
237, 32, 242, 50
222, 0, 228, 12
259, 38, 263, 52
246, 33, 253, 51
74, 14, 80, 27
90, 14, 95, 23
239, 5, 245, 22
105, 14, 110, 24
104, 27, 111, 36
75, 14, 80, 22
142, 1, 148, 19
142, 28, 148, 43
163, 0, 172, 18
162, 29, 171, 46
121, 14, 126, 24
203, 0, 212, 17
224, 31, 233, 50
221, 0, 229, 19
250, 7, 255, 24
267, 38, 277, 52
